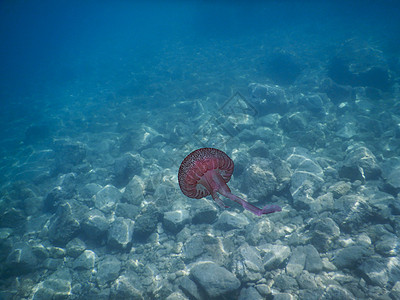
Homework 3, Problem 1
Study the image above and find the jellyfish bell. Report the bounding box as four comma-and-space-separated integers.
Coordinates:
178, 148, 281, 216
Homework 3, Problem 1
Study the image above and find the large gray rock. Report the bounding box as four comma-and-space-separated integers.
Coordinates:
241, 158, 278, 200
133, 204, 160, 240
190, 262, 240, 298
332, 245, 372, 269
48, 202, 80, 246
248, 83, 288, 114
358, 257, 388, 287
97, 255, 121, 286
190, 198, 218, 224
310, 218, 340, 252
53, 141, 86, 173
214, 211, 249, 231
107, 217, 134, 251
6, 242, 37, 275
178, 276, 202, 300
286, 147, 324, 210
110, 275, 143, 299
163, 210, 190, 233
31, 269, 72, 299
114, 153, 143, 187
286, 246, 306, 277
320, 285, 355, 300
239, 286, 263, 300
273, 274, 299, 291
82, 209, 109, 240
94, 185, 122, 213
333, 195, 372, 233
260, 243, 291, 271
382, 158, 400, 194
66, 238, 86, 258
232, 243, 263, 282
73, 250, 96, 270
121, 176, 145, 206
339, 144, 381, 180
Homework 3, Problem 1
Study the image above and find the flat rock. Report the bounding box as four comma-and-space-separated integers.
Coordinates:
190, 262, 240, 298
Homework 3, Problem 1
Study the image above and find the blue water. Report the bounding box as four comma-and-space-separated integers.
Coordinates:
1, 0, 400, 299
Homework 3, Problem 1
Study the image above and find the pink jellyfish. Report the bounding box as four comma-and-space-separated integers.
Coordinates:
178, 148, 281, 216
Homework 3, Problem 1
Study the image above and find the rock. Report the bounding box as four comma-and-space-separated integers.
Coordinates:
82, 209, 109, 240
367, 191, 396, 221
6, 242, 37, 275
44, 186, 71, 213
286, 147, 324, 210
66, 238, 86, 258
273, 274, 299, 291
166, 291, 188, 300
94, 185, 122, 213
232, 243, 263, 283
248, 140, 269, 158
178, 276, 202, 300
333, 195, 371, 232
163, 210, 190, 233
97, 255, 121, 286
358, 257, 388, 287
115, 202, 140, 219
279, 112, 307, 133
339, 144, 381, 181
239, 286, 263, 300
332, 246, 371, 269
246, 218, 277, 245
114, 153, 143, 187
43, 258, 63, 270
286, 246, 307, 277
190, 198, 218, 224
311, 218, 340, 252
321, 285, 355, 300
133, 204, 160, 240
79, 183, 102, 199
304, 245, 323, 273
328, 181, 351, 199
190, 262, 240, 298
214, 211, 249, 231
53, 141, 86, 173
390, 281, 400, 300
121, 176, 145, 206
73, 250, 96, 270
297, 271, 318, 290
299, 93, 327, 115
382, 159, 400, 194
110, 275, 143, 299
260, 243, 291, 271
31, 269, 72, 299
0, 207, 26, 229
107, 217, 134, 251
182, 235, 205, 262
248, 83, 288, 114
48, 202, 80, 246
375, 234, 398, 257
241, 157, 277, 200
